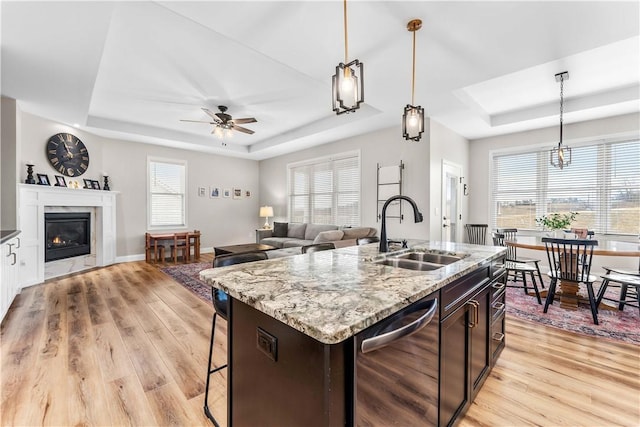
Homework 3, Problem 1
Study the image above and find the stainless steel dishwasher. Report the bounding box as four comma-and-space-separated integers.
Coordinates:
355, 294, 439, 426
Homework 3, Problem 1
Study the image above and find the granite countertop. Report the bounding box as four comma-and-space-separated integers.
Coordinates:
0, 230, 21, 245
200, 240, 506, 344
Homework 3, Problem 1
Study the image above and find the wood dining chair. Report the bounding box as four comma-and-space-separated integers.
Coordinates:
171, 232, 190, 263
542, 237, 599, 324
497, 228, 545, 289
597, 266, 640, 315
301, 242, 336, 254
492, 232, 542, 304
465, 224, 488, 245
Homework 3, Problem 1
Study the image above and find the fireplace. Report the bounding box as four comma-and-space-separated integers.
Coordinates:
45, 212, 91, 262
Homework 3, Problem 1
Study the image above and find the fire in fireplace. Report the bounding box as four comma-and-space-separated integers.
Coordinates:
45, 212, 91, 262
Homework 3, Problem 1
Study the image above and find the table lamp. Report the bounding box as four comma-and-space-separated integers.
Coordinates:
260, 206, 274, 229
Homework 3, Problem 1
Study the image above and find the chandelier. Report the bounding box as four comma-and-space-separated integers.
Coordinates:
550, 71, 571, 169
332, 0, 364, 115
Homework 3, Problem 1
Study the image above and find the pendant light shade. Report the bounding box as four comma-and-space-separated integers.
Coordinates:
550, 71, 571, 169
332, 0, 364, 115
402, 19, 424, 141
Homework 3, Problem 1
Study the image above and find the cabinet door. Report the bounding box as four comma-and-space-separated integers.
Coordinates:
469, 284, 491, 398
439, 303, 469, 427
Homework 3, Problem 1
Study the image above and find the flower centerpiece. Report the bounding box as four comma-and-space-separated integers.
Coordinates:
535, 212, 578, 237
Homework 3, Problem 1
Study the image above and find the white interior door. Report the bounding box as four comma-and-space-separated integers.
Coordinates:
441, 161, 462, 242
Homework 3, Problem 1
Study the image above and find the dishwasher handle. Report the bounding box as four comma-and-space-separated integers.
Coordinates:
361, 299, 438, 354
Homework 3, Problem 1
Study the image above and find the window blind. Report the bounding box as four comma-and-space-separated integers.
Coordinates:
288, 152, 360, 226
149, 160, 186, 227
491, 139, 639, 235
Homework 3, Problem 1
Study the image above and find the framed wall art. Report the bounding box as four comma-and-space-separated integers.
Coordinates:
233, 188, 242, 199
223, 188, 231, 198
210, 186, 220, 199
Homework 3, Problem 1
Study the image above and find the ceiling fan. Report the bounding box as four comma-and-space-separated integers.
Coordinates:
180, 105, 257, 137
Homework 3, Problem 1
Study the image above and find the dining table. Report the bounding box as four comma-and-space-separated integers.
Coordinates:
505, 236, 640, 310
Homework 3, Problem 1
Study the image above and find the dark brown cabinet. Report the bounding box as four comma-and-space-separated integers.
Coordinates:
439, 257, 505, 427
225, 255, 507, 427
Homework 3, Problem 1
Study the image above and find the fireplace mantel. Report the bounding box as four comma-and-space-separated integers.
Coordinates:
18, 184, 117, 287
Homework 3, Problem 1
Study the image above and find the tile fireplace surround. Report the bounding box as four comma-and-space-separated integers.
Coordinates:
18, 184, 117, 287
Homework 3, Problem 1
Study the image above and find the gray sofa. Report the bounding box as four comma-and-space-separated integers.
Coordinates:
256, 222, 377, 250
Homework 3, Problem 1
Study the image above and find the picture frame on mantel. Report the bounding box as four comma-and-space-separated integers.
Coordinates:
37, 173, 50, 186
83, 178, 93, 189
54, 175, 67, 187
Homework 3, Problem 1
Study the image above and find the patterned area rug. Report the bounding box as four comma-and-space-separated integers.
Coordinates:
506, 281, 640, 345
162, 262, 213, 302
162, 262, 639, 345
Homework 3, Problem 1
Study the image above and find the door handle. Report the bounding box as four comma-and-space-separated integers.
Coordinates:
466, 300, 479, 328
361, 299, 438, 354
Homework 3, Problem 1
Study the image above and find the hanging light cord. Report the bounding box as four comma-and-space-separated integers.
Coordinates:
559, 74, 564, 145
411, 27, 416, 105
343, 0, 348, 63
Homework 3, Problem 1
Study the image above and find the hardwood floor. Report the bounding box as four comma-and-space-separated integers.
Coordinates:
1, 258, 638, 426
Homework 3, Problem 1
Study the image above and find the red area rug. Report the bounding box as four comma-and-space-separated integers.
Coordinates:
162, 262, 213, 302
162, 262, 639, 345
506, 282, 640, 345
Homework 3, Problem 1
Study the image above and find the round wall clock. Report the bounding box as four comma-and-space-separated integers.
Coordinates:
46, 133, 90, 177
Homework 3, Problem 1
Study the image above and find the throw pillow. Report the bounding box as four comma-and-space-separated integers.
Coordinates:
273, 222, 288, 237
313, 230, 344, 244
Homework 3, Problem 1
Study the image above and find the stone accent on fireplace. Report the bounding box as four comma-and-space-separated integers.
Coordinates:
18, 184, 117, 286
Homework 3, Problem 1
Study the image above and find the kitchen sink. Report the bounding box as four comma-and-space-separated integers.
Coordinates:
393, 252, 462, 265
373, 249, 467, 272
375, 258, 444, 271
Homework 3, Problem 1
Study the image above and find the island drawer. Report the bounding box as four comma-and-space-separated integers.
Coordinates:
490, 277, 506, 301
441, 266, 491, 317
491, 312, 505, 363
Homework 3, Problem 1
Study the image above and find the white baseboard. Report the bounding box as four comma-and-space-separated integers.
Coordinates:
115, 247, 213, 264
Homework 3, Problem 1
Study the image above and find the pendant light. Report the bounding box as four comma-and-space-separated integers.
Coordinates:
332, 0, 364, 115
550, 71, 571, 169
402, 19, 424, 141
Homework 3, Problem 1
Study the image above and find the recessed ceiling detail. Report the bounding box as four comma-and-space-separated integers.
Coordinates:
2, 2, 638, 159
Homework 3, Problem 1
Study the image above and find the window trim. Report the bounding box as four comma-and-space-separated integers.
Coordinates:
147, 156, 188, 231
286, 150, 362, 226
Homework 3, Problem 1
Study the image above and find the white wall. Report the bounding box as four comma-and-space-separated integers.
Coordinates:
259, 120, 470, 242
429, 120, 470, 241
18, 112, 260, 258
1, 97, 20, 230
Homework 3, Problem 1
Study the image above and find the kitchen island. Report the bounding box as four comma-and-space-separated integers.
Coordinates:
200, 240, 507, 426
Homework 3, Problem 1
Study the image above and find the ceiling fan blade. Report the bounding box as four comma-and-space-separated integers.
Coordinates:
201, 108, 218, 120
232, 124, 255, 135
180, 119, 216, 124
231, 117, 257, 124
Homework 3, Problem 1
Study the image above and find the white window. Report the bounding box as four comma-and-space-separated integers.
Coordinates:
288, 151, 361, 226
491, 139, 639, 235
148, 158, 187, 229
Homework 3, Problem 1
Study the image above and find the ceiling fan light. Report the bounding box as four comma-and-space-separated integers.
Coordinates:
214, 126, 223, 139
402, 105, 424, 141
